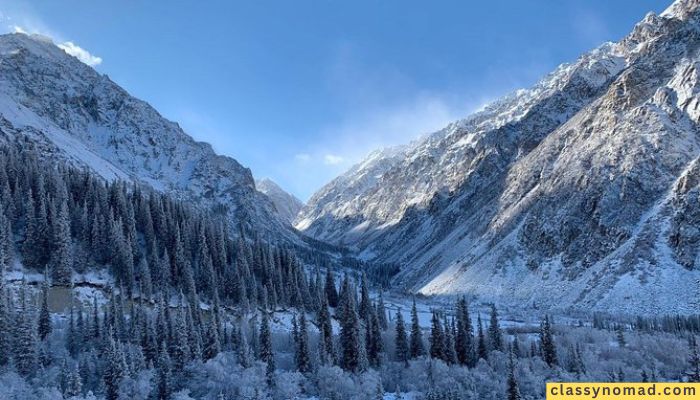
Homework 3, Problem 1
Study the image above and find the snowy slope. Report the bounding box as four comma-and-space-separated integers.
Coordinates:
255, 178, 304, 224
298, 0, 700, 314
0, 32, 300, 243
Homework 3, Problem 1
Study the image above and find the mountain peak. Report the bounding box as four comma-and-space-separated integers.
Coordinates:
298, 0, 700, 314
661, 0, 700, 19
0, 32, 299, 244
256, 178, 304, 225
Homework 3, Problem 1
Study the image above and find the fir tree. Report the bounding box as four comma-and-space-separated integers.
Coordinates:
38, 277, 52, 340
295, 313, 312, 373
259, 312, 275, 385
616, 324, 626, 348
324, 266, 339, 308
0, 269, 8, 367
409, 299, 425, 358
317, 295, 334, 365
340, 281, 363, 372
507, 351, 521, 400
51, 200, 73, 285
540, 315, 558, 367
394, 309, 409, 366
455, 297, 474, 366
488, 304, 503, 352
443, 315, 457, 365
429, 310, 445, 360
103, 332, 126, 400
687, 336, 700, 382
156, 342, 172, 400
477, 314, 488, 361
14, 285, 38, 376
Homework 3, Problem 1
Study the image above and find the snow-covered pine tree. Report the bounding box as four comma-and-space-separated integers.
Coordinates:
687, 336, 700, 382
14, 284, 38, 376
507, 351, 521, 400
477, 314, 488, 361
540, 315, 558, 367
51, 199, 73, 285
394, 309, 409, 366
429, 310, 445, 361
103, 331, 126, 400
260, 312, 275, 385
409, 299, 425, 358
443, 315, 457, 365
488, 304, 503, 352
295, 313, 312, 373
325, 266, 339, 308
156, 342, 173, 400
38, 276, 52, 340
317, 293, 334, 365
340, 281, 363, 372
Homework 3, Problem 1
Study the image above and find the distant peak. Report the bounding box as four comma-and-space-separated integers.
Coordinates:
661, 0, 700, 20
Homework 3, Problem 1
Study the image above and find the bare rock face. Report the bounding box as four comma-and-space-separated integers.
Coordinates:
0, 33, 298, 243
298, 0, 700, 314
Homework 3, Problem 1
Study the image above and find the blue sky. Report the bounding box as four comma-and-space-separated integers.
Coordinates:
0, 0, 670, 200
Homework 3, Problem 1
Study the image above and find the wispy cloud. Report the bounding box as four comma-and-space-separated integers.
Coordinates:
294, 153, 311, 163
323, 154, 344, 165
57, 41, 102, 66
1, 5, 102, 67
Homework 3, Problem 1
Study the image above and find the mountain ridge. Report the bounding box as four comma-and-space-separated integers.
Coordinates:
297, 0, 700, 314
0, 32, 301, 244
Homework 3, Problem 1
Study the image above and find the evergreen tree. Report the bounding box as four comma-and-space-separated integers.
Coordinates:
51, 200, 73, 285
540, 315, 558, 367
156, 342, 172, 400
14, 285, 38, 376
38, 278, 52, 340
0, 266, 8, 367
324, 266, 339, 308
455, 297, 474, 366
687, 336, 700, 382
507, 351, 521, 400
409, 299, 425, 358
294, 313, 312, 373
367, 308, 384, 367
65, 364, 83, 398
340, 282, 363, 372
616, 325, 626, 348
488, 304, 503, 352
103, 332, 126, 400
395, 309, 409, 366
359, 274, 372, 320
259, 312, 275, 385
429, 310, 445, 360
376, 291, 388, 330
317, 295, 334, 365
443, 315, 457, 365
477, 314, 488, 361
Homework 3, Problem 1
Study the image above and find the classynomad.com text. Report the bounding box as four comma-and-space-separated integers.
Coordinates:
546, 383, 698, 400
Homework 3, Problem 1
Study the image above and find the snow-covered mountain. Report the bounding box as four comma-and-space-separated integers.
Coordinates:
297, 0, 700, 314
0, 32, 298, 243
256, 178, 304, 224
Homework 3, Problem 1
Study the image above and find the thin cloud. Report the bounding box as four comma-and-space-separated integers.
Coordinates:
294, 153, 311, 163
57, 41, 102, 66
3, 7, 103, 67
323, 154, 344, 165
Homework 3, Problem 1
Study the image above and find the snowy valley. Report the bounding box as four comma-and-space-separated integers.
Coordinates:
0, 0, 699, 399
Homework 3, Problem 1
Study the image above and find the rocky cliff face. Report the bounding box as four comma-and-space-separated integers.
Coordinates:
256, 178, 304, 224
0, 33, 298, 243
298, 0, 700, 314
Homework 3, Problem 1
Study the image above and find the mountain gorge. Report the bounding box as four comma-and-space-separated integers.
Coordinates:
298, 0, 700, 313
